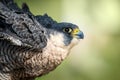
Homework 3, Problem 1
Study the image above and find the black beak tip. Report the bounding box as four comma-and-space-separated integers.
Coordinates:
78, 31, 84, 39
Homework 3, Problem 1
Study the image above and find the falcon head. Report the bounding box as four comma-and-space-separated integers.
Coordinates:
52, 22, 84, 46
36, 14, 84, 49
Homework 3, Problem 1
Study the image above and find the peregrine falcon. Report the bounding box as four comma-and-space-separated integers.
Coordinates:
0, 0, 84, 80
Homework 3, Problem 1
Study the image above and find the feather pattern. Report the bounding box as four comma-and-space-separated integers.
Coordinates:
0, 1, 47, 49
0, 0, 83, 80
0, 1, 48, 79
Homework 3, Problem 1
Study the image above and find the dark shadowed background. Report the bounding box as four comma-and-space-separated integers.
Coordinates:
15, 0, 120, 80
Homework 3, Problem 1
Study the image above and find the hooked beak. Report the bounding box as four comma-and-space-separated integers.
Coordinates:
76, 31, 84, 39
72, 28, 84, 39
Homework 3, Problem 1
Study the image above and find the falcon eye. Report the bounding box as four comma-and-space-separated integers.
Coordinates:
63, 28, 72, 33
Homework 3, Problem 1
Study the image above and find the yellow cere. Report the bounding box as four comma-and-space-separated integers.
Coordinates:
72, 28, 80, 35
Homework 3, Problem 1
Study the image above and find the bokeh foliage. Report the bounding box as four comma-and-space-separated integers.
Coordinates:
15, 0, 120, 80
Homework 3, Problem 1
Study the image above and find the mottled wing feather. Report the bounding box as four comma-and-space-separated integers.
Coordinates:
0, 2, 47, 49
0, 0, 22, 12
0, 0, 47, 75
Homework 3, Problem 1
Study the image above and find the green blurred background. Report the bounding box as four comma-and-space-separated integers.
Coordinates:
15, 0, 120, 80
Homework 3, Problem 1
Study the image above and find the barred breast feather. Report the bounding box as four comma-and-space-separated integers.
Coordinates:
0, 0, 82, 80
0, 0, 48, 80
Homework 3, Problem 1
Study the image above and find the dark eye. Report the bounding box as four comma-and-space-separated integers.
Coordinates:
63, 28, 72, 33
